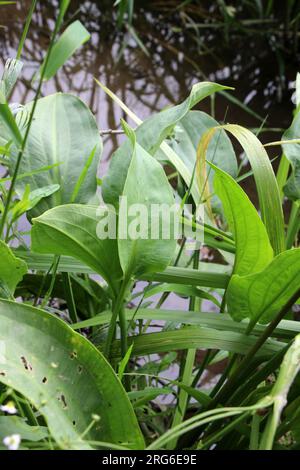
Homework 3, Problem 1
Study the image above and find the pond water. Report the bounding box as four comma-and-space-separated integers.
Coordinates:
0, 1, 298, 392
1, 1, 297, 160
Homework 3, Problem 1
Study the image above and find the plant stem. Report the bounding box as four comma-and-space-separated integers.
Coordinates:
249, 413, 261, 450
199, 411, 250, 449
16, 0, 37, 60
286, 202, 300, 249
259, 401, 280, 450
62, 272, 78, 323
167, 250, 199, 449
40, 255, 60, 308
104, 278, 130, 359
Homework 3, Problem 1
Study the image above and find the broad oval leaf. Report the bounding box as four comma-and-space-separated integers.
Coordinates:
102, 82, 231, 208
227, 248, 300, 324
118, 141, 177, 278
0, 416, 48, 444
0, 241, 27, 298
0, 299, 144, 449
31, 204, 122, 291
211, 164, 273, 276
10, 93, 102, 217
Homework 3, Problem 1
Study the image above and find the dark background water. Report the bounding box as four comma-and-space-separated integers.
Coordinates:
0, 0, 298, 164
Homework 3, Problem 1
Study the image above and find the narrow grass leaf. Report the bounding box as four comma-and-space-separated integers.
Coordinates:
40, 21, 90, 81
221, 124, 285, 254
0, 240, 27, 297
110, 327, 284, 360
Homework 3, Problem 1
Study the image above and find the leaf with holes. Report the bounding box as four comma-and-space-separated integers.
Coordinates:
0, 299, 144, 449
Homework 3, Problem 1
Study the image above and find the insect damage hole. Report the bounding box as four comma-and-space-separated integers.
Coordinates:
20, 356, 32, 371
69, 351, 77, 360
57, 394, 68, 409
42, 377, 47, 384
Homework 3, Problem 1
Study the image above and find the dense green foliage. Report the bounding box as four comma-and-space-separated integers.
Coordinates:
0, 0, 299, 451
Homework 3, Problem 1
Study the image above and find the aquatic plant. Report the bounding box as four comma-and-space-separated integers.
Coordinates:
0, 0, 299, 451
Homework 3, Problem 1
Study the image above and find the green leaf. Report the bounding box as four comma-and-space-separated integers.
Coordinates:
110, 327, 284, 360
11, 184, 60, 223
211, 163, 273, 276
173, 383, 211, 407
118, 142, 177, 278
281, 112, 300, 201
141, 265, 230, 288
40, 21, 90, 81
0, 416, 48, 442
139, 282, 220, 307
0, 163, 63, 184
10, 93, 102, 217
128, 387, 172, 408
14, 250, 230, 288
221, 124, 285, 254
13, 250, 96, 274
31, 204, 122, 291
0, 299, 144, 449
0, 98, 22, 146
0, 241, 27, 297
260, 333, 300, 449
227, 248, 300, 324
16, 272, 110, 316
72, 308, 300, 341
102, 81, 231, 208
271, 332, 300, 404
118, 343, 133, 381
169, 110, 237, 208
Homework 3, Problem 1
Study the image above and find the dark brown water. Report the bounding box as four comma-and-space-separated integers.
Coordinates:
0, 1, 298, 161
1, 0, 298, 391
